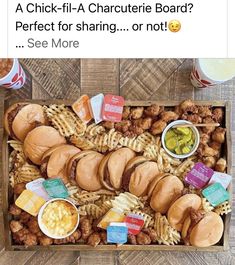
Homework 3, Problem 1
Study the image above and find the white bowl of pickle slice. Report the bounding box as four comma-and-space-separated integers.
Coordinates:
38, 198, 79, 239
161, 120, 200, 159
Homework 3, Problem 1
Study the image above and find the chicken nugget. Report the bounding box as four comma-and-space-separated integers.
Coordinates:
150, 120, 167, 135
182, 114, 202, 124
10, 220, 23, 233
160, 111, 179, 123
214, 158, 227, 172
38, 235, 53, 246
144, 104, 160, 117
212, 127, 226, 144
27, 217, 41, 234
13, 183, 26, 196
212, 108, 224, 123
102, 121, 114, 130
9, 204, 22, 216
180, 99, 198, 114
122, 106, 131, 119
130, 107, 144, 120
197, 106, 212, 118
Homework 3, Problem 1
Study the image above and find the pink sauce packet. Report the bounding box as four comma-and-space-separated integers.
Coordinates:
102, 94, 124, 122
185, 162, 214, 189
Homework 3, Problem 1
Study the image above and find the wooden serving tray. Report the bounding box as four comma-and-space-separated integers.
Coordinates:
2, 99, 232, 251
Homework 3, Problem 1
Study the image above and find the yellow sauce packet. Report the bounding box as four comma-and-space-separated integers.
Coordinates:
15, 190, 46, 216
97, 208, 125, 229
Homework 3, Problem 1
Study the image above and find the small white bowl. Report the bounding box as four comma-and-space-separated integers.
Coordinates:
161, 120, 200, 159
38, 198, 79, 239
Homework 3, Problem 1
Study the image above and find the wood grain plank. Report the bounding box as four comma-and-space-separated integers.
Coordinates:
54, 59, 81, 88
81, 59, 119, 96
118, 251, 235, 265
21, 59, 80, 99
0, 251, 35, 265
120, 59, 184, 100
147, 60, 194, 101
80, 252, 116, 265
24, 251, 80, 265
32, 79, 51, 100
23, 252, 56, 265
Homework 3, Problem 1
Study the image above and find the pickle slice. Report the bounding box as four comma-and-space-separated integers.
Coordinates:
175, 146, 182, 155
176, 127, 191, 135
188, 139, 194, 146
165, 137, 178, 151
182, 146, 191, 154
165, 130, 176, 140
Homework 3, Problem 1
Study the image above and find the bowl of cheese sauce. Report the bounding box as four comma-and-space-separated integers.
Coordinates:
38, 198, 79, 239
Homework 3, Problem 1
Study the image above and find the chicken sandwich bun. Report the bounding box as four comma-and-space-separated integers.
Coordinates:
67, 150, 103, 191
40, 144, 80, 184
150, 174, 184, 214
23, 126, 66, 165
4, 103, 47, 141
122, 156, 159, 197
99, 148, 136, 191
182, 209, 224, 247
167, 194, 201, 231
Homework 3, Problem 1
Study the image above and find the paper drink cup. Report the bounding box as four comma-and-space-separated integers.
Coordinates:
190, 59, 235, 88
0, 58, 26, 89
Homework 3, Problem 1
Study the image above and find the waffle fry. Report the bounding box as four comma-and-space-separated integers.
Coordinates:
173, 158, 195, 180
214, 201, 232, 215
154, 213, 181, 245
137, 132, 155, 146
70, 191, 101, 205
127, 209, 154, 228
143, 144, 159, 160
45, 104, 86, 137
8, 140, 24, 152
65, 183, 81, 196
141, 205, 155, 218
99, 200, 113, 215
70, 135, 95, 150
95, 195, 116, 206
91, 134, 109, 153
119, 137, 145, 152
201, 198, 214, 212
106, 129, 122, 150
160, 149, 181, 166
111, 192, 143, 212
78, 204, 103, 219
14, 163, 41, 183
9, 150, 17, 172
86, 123, 105, 137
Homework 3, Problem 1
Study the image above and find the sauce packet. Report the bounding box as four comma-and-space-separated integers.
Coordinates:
42, 178, 69, 199
102, 94, 124, 122
202, 182, 230, 207
185, 162, 214, 189
208, 171, 232, 189
97, 208, 125, 229
107, 222, 128, 244
72, 95, 92, 123
124, 213, 144, 235
15, 190, 46, 216
89, 93, 104, 124
26, 178, 50, 201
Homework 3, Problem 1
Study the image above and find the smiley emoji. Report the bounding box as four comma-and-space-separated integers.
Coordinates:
168, 20, 181, 33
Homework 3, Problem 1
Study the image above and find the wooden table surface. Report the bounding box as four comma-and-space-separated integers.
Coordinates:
0, 59, 235, 265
